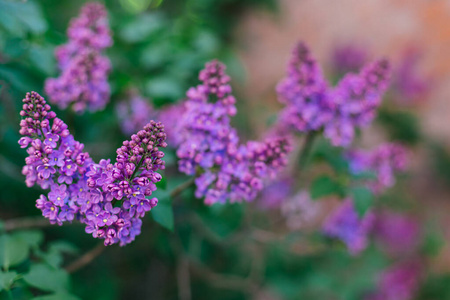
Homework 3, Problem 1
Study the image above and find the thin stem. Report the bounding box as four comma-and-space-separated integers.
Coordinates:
297, 131, 317, 173
170, 178, 195, 198
3, 217, 62, 231
65, 242, 105, 273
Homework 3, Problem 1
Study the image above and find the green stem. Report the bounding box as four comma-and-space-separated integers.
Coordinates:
298, 131, 317, 170
130, 154, 146, 181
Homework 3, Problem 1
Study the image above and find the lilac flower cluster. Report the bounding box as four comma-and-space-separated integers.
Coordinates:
393, 48, 431, 105
277, 41, 390, 147
347, 143, 408, 194
281, 190, 321, 230
19, 92, 167, 246
322, 199, 374, 254
45, 2, 112, 113
82, 121, 167, 246
177, 60, 291, 204
116, 93, 157, 135
366, 260, 422, 300
331, 44, 368, 75
373, 211, 420, 256
258, 178, 293, 210
116, 91, 184, 147
19, 91, 94, 225
158, 104, 184, 147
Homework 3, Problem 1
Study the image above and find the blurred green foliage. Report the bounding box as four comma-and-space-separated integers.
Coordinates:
0, 0, 448, 299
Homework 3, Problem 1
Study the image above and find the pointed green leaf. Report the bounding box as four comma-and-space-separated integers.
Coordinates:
351, 186, 373, 217
0, 234, 30, 269
23, 264, 69, 292
310, 175, 343, 199
0, 271, 18, 291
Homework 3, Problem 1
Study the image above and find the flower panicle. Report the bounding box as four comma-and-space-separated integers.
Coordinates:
44, 2, 112, 113
19, 92, 93, 226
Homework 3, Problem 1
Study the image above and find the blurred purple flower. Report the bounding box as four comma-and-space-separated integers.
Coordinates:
323, 199, 374, 254
45, 2, 112, 113
366, 260, 422, 300
331, 44, 369, 74
373, 211, 420, 256
347, 143, 409, 194
276, 41, 390, 147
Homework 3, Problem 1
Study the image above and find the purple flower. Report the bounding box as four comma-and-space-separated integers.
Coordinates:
366, 260, 422, 300
44, 3, 112, 113
372, 211, 420, 256
37, 164, 56, 179
48, 184, 68, 206
177, 61, 291, 205
58, 205, 76, 221
393, 48, 431, 105
48, 151, 66, 167
116, 92, 157, 135
323, 199, 374, 255
44, 133, 60, 148
42, 202, 59, 220
276, 41, 390, 147
331, 43, 368, 75
281, 190, 322, 230
347, 143, 408, 194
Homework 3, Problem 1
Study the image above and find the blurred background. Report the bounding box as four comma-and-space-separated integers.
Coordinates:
1, 0, 450, 299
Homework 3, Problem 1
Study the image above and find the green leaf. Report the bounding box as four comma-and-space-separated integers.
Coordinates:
13, 230, 44, 248
23, 264, 69, 292
119, 13, 166, 43
150, 190, 174, 231
28, 45, 56, 75
310, 175, 343, 199
0, 0, 47, 36
155, 175, 167, 190
0, 271, 18, 291
350, 186, 373, 217
40, 241, 78, 269
33, 292, 80, 300
145, 76, 184, 102
0, 234, 30, 269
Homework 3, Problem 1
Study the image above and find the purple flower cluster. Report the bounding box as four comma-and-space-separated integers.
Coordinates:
116, 93, 157, 135
373, 211, 420, 256
82, 121, 167, 246
347, 143, 408, 194
331, 44, 368, 75
281, 190, 321, 230
19, 91, 94, 225
366, 260, 422, 300
258, 178, 293, 210
277, 41, 390, 147
276, 42, 332, 134
158, 104, 184, 147
322, 199, 374, 255
116, 89, 185, 147
177, 60, 291, 204
393, 48, 431, 105
19, 92, 167, 246
45, 2, 112, 113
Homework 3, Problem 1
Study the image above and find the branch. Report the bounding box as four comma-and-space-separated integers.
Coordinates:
170, 177, 195, 198
3, 217, 61, 231
64, 242, 105, 273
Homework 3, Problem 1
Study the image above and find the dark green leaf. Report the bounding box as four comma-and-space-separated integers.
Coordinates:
150, 191, 173, 231
0, 234, 30, 269
310, 175, 343, 199
0, 271, 18, 291
13, 230, 44, 248
23, 264, 69, 292
119, 13, 166, 43
33, 292, 80, 300
350, 186, 373, 217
